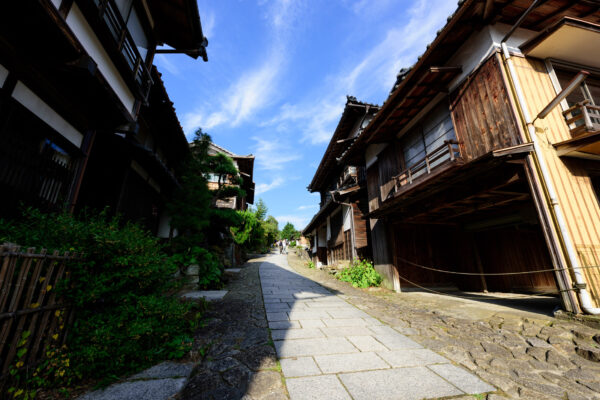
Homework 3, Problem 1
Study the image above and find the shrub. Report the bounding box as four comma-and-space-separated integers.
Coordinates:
0, 208, 202, 386
306, 261, 315, 269
337, 259, 382, 288
171, 246, 222, 289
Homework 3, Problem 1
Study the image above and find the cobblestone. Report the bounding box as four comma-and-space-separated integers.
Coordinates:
286, 250, 600, 400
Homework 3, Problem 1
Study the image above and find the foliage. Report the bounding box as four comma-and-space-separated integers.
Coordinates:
231, 210, 265, 252
171, 246, 222, 289
306, 261, 315, 269
254, 198, 268, 221
0, 208, 202, 386
280, 222, 300, 241
337, 259, 382, 288
262, 215, 279, 246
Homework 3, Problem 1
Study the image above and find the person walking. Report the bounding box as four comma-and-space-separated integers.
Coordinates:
278, 240, 283, 254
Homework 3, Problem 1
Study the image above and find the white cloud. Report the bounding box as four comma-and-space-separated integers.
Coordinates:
263, 0, 457, 145
252, 136, 301, 171
201, 10, 216, 40
298, 204, 318, 210
275, 214, 310, 231
183, 0, 306, 134
155, 54, 180, 76
255, 177, 285, 195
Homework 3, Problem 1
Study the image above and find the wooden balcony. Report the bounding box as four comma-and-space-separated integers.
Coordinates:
562, 100, 600, 137
392, 140, 462, 198
87, 0, 154, 102
556, 101, 600, 159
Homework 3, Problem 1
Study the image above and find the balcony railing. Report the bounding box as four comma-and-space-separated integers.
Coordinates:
393, 140, 461, 194
562, 100, 600, 137
93, 0, 153, 101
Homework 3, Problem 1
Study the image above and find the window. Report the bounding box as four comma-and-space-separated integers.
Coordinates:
400, 101, 456, 176
555, 66, 600, 130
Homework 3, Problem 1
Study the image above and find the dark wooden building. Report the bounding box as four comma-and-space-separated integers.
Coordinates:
0, 0, 207, 236
303, 97, 379, 268
341, 0, 600, 313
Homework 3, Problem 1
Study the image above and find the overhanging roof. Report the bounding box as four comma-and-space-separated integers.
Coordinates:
307, 97, 379, 192
521, 17, 600, 67
342, 0, 600, 164
147, 0, 208, 61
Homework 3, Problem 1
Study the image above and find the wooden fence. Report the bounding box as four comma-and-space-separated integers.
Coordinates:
0, 244, 77, 385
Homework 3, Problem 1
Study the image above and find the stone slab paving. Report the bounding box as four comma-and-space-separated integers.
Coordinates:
79, 362, 193, 400
261, 253, 496, 399
286, 250, 600, 400
179, 290, 228, 301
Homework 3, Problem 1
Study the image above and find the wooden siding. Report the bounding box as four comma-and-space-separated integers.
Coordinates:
451, 54, 521, 161
513, 56, 600, 307
392, 224, 556, 292
330, 209, 344, 246
367, 164, 380, 212
352, 200, 369, 250
378, 144, 400, 202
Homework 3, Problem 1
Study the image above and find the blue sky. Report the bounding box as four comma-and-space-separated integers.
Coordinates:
156, 0, 457, 230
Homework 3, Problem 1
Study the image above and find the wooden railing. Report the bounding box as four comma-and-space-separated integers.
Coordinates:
0, 246, 77, 387
393, 140, 461, 193
562, 100, 600, 137
93, 0, 153, 101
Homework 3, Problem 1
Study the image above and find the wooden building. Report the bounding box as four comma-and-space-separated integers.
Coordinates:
206, 142, 255, 211
342, 0, 600, 314
0, 0, 207, 236
303, 97, 379, 268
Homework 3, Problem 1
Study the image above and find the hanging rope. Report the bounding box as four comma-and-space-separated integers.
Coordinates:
396, 255, 600, 276
395, 272, 576, 300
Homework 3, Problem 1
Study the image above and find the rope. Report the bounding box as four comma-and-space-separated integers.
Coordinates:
395, 272, 575, 300
397, 255, 600, 276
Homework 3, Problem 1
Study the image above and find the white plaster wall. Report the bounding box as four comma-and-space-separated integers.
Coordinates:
365, 143, 387, 168
66, 4, 136, 115
312, 230, 318, 252
12, 81, 83, 147
343, 204, 351, 231
0, 63, 8, 87
318, 226, 327, 247
50, 0, 61, 9
326, 216, 331, 240
157, 212, 176, 238
447, 24, 536, 92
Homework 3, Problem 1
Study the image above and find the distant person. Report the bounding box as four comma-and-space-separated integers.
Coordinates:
279, 240, 283, 254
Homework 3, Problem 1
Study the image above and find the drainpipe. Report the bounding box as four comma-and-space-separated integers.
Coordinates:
500, 39, 600, 314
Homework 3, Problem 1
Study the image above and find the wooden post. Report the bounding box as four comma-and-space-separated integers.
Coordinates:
470, 234, 488, 293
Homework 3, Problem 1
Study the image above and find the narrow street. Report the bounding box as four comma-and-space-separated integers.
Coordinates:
262, 253, 494, 399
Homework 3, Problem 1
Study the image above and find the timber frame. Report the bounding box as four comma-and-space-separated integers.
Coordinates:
343, 0, 600, 313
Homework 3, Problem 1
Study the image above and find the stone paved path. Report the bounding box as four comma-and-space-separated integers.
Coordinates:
262, 253, 495, 400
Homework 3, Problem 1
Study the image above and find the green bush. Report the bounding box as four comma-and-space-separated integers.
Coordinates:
0, 208, 203, 386
171, 246, 222, 289
337, 259, 382, 288
306, 261, 315, 269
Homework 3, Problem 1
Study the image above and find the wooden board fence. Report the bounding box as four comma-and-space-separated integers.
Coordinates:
0, 244, 77, 386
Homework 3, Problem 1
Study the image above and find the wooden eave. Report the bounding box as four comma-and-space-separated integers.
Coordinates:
369, 144, 533, 220
307, 98, 379, 192
0, 1, 134, 133
554, 130, 600, 160
302, 198, 339, 235
341, 0, 600, 164
141, 66, 189, 162
147, 0, 208, 60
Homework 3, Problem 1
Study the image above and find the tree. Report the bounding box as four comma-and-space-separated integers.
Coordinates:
255, 198, 268, 221
280, 222, 299, 241
167, 128, 243, 252
231, 210, 265, 252
262, 215, 279, 245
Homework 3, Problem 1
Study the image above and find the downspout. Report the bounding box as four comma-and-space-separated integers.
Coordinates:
331, 192, 357, 260
500, 18, 599, 314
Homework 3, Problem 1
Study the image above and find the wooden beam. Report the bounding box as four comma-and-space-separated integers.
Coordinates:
531, 0, 578, 30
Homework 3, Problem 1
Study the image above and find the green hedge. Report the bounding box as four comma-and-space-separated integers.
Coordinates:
0, 208, 202, 387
